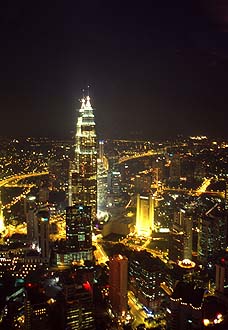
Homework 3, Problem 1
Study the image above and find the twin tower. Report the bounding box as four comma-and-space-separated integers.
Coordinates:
68, 95, 97, 216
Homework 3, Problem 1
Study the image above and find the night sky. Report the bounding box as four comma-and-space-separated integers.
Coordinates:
1, 1, 228, 140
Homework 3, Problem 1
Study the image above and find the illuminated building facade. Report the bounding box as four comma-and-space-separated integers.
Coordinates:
97, 140, 108, 210
107, 169, 122, 206
225, 181, 228, 210
109, 254, 128, 315
129, 251, 165, 311
25, 299, 49, 330
169, 209, 193, 262
25, 196, 37, 241
215, 253, 228, 294
168, 281, 204, 330
136, 194, 154, 237
35, 205, 50, 262
198, 205, 227, 264
63, 282, 95, 330
69, 96, 97, 216
98, 139, 104, 160
66, 205, 93, 262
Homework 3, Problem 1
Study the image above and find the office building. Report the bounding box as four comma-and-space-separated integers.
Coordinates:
215, 253, 228, 294
129, 251, 165, 311
198, 204, 227, 264
169, 209, 193, 262
35, 205, 50, 262
25, 196, 37, 241
168, 281, 204, 330
64, 283, 95, 330
109, 254, 128, 316
136, 194, 154, 237
66, 205, 93, 262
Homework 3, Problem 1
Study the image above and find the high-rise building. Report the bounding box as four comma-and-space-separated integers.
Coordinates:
69, 96, 97, 216
109, 254, 128, 316
225, 181, 228, 210
168, 281, 204, 330
97, 140, 108, 211
25, 196, 37, 241
169, 154, 181, 180
66, 205, 93, 262
169, 209, 193, 262
215, 253, 228, 294
98, 140, 104, 161
198, 204, 227, 264
106, 169, 122, 206
39, 186, 49, 203
63, 282, 95, 330
136, 194, 155, 237
129, 251, 165, 311
35, 205, 50, 262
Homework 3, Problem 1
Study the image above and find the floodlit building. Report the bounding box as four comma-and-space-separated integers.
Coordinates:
69, 95, 97, 216
136, 194, 154, 237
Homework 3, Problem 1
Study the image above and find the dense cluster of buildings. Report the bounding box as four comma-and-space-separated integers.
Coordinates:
0, 95, 227, 329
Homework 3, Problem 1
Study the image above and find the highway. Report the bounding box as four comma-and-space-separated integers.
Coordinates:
118, 150, 163, 164
0, 171, 49, 188
0, 171, 49, 236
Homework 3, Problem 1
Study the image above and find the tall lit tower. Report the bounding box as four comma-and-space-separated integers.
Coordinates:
69, 94, 97, 216
136, 194, 155, 237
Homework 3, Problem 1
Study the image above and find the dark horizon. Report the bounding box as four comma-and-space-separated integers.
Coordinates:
1, 1, 228, 140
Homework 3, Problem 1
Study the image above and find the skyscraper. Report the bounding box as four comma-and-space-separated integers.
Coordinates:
66, 205, 93, 262
35, 205, 50, 262
69, 95, 97, 216
198, 204, 227, 264
109, 254, 128, 316
136, 194, 155, 237
169, 209, 193, 262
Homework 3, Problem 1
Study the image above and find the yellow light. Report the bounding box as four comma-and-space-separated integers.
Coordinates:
203, 319, 210, 326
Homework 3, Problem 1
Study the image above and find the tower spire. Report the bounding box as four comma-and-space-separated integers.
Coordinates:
85, 85, 92, 108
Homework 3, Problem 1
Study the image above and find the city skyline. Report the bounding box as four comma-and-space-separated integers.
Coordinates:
1, 1, 228, 140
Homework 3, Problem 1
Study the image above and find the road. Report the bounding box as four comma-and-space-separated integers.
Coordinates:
128, 291, 147, 328
93, 236, 109, 264
0, 171, 49, 188
118, 150, 163, 164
